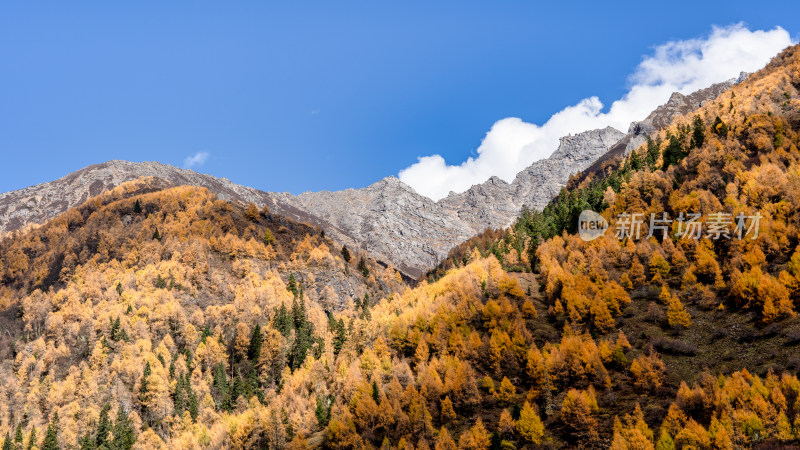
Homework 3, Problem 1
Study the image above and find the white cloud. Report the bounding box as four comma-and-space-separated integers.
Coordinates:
183, 151, 210, 169
399, 24, 794, 201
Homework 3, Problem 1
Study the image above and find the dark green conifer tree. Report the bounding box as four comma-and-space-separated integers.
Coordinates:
286, 273, 298, 297
111, 407, 135, 450
138, 361, 151, 410
690, 115, 705, 148
248, 324, 263, 361
96, 403, 112, 448
13, 424, 22, 447
212, 363, 231, 411
41, 413, 59, 450
333, 318, 346, 357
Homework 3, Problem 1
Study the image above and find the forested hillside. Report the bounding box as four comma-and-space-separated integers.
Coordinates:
0, 178, 405, 449
428, 44, 800, 448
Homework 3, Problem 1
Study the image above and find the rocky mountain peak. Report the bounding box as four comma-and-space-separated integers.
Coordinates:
0, 79, 742, 278
550, 126, 626, 161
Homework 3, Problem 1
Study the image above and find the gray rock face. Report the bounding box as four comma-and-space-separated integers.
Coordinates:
265, 178, 473, 277
0, 79, 742, 278
263, 127, 625, 276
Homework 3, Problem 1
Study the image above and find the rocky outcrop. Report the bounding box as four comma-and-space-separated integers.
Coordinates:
438, 127, 625, 230
265, 178, 472, 277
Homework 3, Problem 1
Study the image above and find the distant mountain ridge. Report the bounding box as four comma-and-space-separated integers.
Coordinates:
0, 78, 743, 278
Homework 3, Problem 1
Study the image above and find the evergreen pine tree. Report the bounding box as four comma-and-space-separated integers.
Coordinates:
273, 303, 292, 336
13, 424, 22, 446
646, 136, 661, 170
152, 227, 161, 241
200, 326, 211, 343
79, 432, 94, 450
139, 361, 151, 410
288, 299, 315, 370
358, 258, 369, 277
96, 403, 111, 448
133, 199, 142, 214
371, 380, 380, 403
187, 386, 199, 420
341, 245, 351, 263
315, 396, 331, 427
712, 116, 728, 136
628, 148, 643, 171
1, 433, 9, 450
245, 366, 262, 403
110, 317, 120, 341
41, 413, 59, 450
173, 374, 187, 416
661, 133, 685, 170
111, 407, 136, 450
690, 115, 705, 148
248, 324, 263, 361
231, 375, 245, 405
360, 293, 370, 320
212, 363, 231, 411
286, 273, 298, 297
333, 318, 346, 357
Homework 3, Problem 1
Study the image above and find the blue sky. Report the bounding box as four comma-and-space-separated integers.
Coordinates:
1, 2, 799, 196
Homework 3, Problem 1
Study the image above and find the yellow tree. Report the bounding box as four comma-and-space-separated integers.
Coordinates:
435, 426, 457, 450
495, 377, 515, 403
233, 322, 251, 361
470, 418, 491, 449
498, 409, 515, 437
516, 402, 544, 444
440, 396, 456, 424
561, 388, 599, 442
666, 295, 691, 329
630, 351, 666, 391
456, 430, 477, 450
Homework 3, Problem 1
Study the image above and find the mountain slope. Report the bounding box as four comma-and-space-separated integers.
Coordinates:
577, 74, 747, 182
432, 43, 800, 448
0, 178, 408, 449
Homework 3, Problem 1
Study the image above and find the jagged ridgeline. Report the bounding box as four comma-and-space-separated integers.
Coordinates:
2, 46, 800, 450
